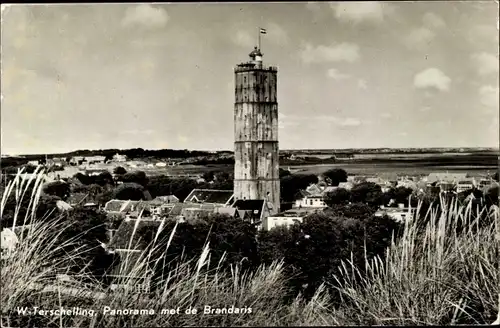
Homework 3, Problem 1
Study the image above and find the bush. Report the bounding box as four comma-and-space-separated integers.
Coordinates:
112, 182, 147, 201
323, 168, 348, 186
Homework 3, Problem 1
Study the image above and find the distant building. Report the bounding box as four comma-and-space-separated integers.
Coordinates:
295, 190, 327, 208
427, 172, 468, 184
27, 160, 40, 166
456, 179, 475, 193
262, 215, 303, 231
375, 206, 416, 223
85, 156, 106, 165
112, 153, 128, 162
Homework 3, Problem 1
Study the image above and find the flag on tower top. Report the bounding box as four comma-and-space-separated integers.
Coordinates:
260, 28, 267, 34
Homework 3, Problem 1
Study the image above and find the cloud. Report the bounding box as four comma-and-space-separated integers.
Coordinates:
122, 4, 169, 29
479, 85, 499, 108
403, 27, 435, 50
381, 112, 392, 118
267, 23, 289, 46
422, 12, 446, 29
414, 68, 451, 92
326, 68, 350, 80
316, 115, 362, 127
419, 106, 432, 112
331, 2, 394, 24
300, 42, 360, 64
466, 24, 499, 45
231, 30, 254, 48
357, 78, 367, 90
471, 52, 499, 76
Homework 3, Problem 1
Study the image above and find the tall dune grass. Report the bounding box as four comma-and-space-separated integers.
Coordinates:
1, 169, 498, 326
332, 195, 500, 325
1, 170, 335, 327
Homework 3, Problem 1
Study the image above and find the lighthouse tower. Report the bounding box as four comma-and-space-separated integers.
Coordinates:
233, 47, 280, 214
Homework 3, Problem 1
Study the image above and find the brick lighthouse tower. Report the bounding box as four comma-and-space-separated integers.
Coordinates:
233, 45, 280, 214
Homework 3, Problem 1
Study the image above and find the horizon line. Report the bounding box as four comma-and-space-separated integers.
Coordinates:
3, 145, 499, 157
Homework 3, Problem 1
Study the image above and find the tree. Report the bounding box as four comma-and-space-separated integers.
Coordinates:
324, 188, 351, 206
485, 185, 499, 207
113, 166, 127, 175
140, 213, 259, 288
120, 171, 148, 187
54, 208, 115, 280
394, 186, 413, 205
202, 171, 215, 182
95, 171, 114, 186
322, 168, 348, 186
42, 181, 70, 200
280, 174, 319, 203
279, 168, 291, 178
350, 182, 383, 207
112, 182, 147, 201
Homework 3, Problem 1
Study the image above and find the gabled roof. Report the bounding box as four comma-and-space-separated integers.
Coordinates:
169, 203, 217, 216
214, 207, 238, 217
105, 200, 138, 212
153, 195, 179, 203
232, 199, 265, 220
184, 189, 234, 205
427, 172, 468, 183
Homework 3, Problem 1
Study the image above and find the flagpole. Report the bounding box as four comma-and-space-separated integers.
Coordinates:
258, 27, 261, 50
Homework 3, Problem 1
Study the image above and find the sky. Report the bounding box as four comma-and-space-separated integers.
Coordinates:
1, 2, 499, 155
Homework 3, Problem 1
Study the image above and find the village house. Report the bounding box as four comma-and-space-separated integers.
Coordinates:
456, 179, 475, 193
183, 189, 234, 206
375, 204, 417, 223
293, 183, 337, 209
261, 207, 322, 231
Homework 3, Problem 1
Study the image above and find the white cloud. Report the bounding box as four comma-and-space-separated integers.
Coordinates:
422, 12, 446, 29
339, 117, 362, 127
300, 42, 360, 64
381, 112, 392, 118
419, 106, 432, 112
122, 4, 169, 29
414, 68, 451, 92
479, 85, 499, 108
466, 25, 499, 45
357, 78, 367, 90
315, 115, 362, 127
403, 27, 435, 50
331, 2, 394, 25
326, 68, 351, 80
471, 52, 499, 76
231, 30, 254, 48
267, 23, 289, 46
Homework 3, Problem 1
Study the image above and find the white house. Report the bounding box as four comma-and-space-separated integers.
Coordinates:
375, 205, 416, 223
456, 179, 475, 193
261, 215, 303, 231
294, 190, 327, 208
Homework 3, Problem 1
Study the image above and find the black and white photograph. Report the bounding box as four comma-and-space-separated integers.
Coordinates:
1, 2, 499, 327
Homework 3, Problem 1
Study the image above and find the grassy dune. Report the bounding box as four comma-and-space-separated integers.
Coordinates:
1, 169, 499, 327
